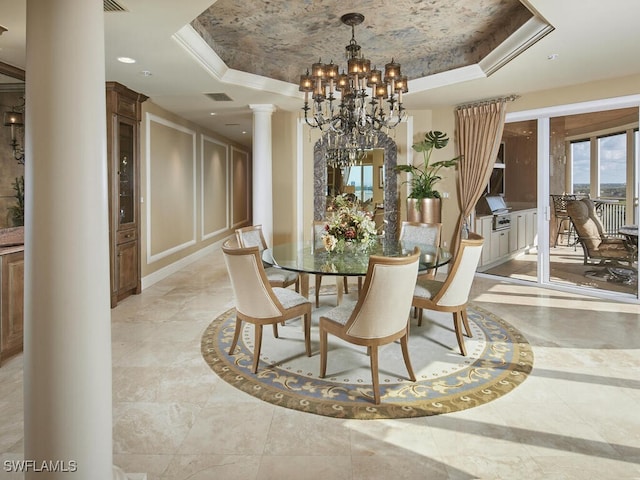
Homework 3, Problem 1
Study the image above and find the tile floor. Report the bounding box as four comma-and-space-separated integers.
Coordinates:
1, 246, 640, 479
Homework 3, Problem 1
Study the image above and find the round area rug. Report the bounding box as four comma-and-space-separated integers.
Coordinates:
201, 298, 533, 420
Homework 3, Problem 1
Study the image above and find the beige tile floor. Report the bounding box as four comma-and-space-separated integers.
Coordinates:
1, 246, 640, 479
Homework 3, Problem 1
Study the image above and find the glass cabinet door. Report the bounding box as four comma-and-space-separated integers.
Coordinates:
117, 120, 135, 225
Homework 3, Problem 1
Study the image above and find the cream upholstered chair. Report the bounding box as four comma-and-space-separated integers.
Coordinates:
222, 242, 311, 373
319, 248, 420, 404
399, 221, 442, 279
412, 233, 484, 356
235, 224, 300, 292
312, 221, 350, 307
566, 198, 635, 266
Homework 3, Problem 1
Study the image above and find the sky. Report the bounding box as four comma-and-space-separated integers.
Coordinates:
571, 132, 629, 185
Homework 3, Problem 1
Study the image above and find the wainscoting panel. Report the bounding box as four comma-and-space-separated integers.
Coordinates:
201, 136, 229, 240
146, 114, 197, 263
231, 147, 250, 227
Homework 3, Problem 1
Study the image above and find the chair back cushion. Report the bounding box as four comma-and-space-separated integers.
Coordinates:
222, 245, 282, 318
580, 198, 606, 237
346, 253, 419, 339
566, 200, 602, 251
435, 235, 483, 307
400, 222, 441, 246
236, 226, 267, 252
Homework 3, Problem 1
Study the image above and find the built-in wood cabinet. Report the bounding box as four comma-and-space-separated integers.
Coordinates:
106, 82, 147, 308
0, 248, 24, 364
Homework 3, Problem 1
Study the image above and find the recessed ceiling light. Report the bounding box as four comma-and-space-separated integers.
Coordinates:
117, 56, 136, 64
547, 53, 559, 61
210, 112, 216, 116
241, 131, 247, 135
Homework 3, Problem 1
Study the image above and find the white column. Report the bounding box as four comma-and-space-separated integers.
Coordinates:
24, 0, 113, 478
249, 104, 275, 245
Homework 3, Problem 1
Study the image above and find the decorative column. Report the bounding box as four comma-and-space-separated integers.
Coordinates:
23, 0, 114, 478
249, 104, 275, 245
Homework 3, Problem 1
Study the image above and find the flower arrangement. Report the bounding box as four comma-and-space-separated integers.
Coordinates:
322, 195, 378, 252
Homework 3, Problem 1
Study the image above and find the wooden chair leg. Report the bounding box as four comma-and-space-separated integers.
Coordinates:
400, 332, 416, 382
452, 311, 467, 356
304, 312, 311, 357
319, 327, 328, 377
253, 324, 264, 373
229, 317, 242, 355
461, 308, 472, 337
369, 345, 381, 404
272, 323, 279, 338
417, 308, 423, 327
343, 276, 349, 294
315, 275, 322, 308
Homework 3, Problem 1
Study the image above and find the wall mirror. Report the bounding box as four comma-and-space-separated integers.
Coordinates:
314, 131, 399, 239
0, 62, 26, 229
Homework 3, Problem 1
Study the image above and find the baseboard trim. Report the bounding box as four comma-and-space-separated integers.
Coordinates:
141, 235, 232, 290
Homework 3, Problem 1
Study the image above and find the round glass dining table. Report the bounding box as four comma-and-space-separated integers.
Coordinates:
263, 237, 452, 302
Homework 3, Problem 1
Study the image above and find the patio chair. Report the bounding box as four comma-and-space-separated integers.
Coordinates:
319, 248, 420, 404
566, 198, 635, 266
222, 242, 312, 373
412, 233, 484, 356
550, 194, 577, 247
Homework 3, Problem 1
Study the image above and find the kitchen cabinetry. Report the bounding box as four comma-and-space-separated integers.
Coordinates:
0, 249, 24, 364
106, 82, 147, 307
475, 208, 537, 270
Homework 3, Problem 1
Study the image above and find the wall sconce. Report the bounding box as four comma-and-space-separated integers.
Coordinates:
4, 107, 25, 164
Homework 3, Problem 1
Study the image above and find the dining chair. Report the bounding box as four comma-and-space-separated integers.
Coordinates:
235, 224, 300, 292
412, 232, 484, 356
312, 221, 350, 308
222, 242, 312, 373
399, 221, 442, 279
319, 248, 420, 404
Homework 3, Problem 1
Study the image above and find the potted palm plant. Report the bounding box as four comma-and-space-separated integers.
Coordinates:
395, 130, 460, 223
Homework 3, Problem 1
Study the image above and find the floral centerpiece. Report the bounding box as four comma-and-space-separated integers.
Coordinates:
322, 194, 377, 252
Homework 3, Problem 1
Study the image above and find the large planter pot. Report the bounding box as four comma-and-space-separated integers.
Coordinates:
407, 198, 442, 224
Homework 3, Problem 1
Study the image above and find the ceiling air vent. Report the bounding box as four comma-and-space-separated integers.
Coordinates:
205, 92, 234, 102
104, 0, 128, 12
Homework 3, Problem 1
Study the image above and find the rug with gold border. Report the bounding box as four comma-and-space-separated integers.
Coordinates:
201, 300, 533, 420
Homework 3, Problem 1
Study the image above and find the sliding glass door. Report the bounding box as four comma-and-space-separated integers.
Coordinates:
478, 97, 639, 302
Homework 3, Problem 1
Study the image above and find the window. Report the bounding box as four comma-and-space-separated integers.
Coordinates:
346, 165, 374, 203
598, 133, 626, 198
571, 140, 590, 195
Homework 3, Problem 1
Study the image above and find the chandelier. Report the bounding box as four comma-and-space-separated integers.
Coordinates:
299, 12, 408, 143
321, 128, 378, 169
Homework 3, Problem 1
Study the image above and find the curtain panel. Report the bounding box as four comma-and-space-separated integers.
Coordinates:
453, 99, 508, 251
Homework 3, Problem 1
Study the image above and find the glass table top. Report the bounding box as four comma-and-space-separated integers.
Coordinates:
264, 238, 451, 276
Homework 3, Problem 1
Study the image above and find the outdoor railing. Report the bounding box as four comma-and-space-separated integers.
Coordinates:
596, 200, 626, 236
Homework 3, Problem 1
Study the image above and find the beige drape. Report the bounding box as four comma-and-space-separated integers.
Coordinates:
453, 99, 508, 251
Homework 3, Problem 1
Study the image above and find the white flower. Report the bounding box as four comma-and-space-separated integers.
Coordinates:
322, 233, 338, 252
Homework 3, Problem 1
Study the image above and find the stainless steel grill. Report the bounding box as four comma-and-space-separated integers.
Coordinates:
483, 196, 511, 231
